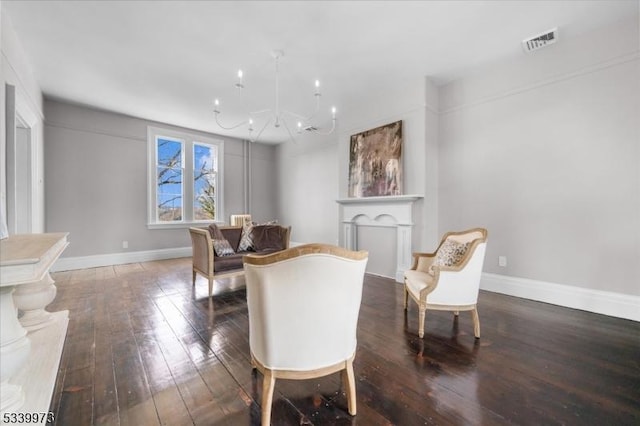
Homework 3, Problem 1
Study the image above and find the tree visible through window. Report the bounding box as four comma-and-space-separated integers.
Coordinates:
148, 126, 224, 227
157, 138, 183, 221
194, 143, 217, 220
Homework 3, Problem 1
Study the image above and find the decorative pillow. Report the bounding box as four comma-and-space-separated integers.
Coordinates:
429, 239, 471, 275
237, 221, 255, 252
208, 223, 225, 240
252, 225, 286, 251
212, 238, 235, 257
208, 223, 235, 256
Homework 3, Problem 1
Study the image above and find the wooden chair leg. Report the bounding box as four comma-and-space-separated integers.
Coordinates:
192, 270, 196, 287
471, 307, 480, 339
261, 370, 276, 426
418, 306, 426, 338
342, 359, 357, 415
403, 283, 408, 310
208, 277, 214, 298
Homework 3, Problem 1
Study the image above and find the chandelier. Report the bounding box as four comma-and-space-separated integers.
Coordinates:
213, 50, 336, 143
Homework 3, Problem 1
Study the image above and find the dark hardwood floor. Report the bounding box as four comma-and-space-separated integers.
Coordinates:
47, 258, 640, 425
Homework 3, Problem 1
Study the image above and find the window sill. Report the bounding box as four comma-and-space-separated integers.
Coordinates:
147, 221, 224, 230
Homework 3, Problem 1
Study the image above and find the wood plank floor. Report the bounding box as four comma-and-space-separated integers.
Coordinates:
46, 257, 640, 425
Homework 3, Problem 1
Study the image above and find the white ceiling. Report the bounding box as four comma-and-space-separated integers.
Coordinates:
3, 1, 637, 143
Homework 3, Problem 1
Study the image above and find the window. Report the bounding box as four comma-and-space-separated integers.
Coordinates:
148, 126, 224, 228
156, 138, 183, 221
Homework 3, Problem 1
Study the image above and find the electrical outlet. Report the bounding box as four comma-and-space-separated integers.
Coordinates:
498, 256, 507, 267
122, 241, 129, 249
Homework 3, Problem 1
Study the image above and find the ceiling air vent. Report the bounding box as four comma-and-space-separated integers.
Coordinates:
522, 28, 558, 53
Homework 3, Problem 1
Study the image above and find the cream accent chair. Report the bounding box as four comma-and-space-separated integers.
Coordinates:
243, 244, 368, 426
404, 228, 488, 339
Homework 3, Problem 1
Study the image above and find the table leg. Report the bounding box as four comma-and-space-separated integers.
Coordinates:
12, 273, 57, 331
0, 286, 31, 413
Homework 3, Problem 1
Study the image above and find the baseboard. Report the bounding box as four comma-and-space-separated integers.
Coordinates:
54, 241, 303, 271
51, 247, 192, 272
481, 273, 640, 322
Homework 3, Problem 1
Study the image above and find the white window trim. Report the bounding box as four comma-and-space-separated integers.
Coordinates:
147, 126, 224, 229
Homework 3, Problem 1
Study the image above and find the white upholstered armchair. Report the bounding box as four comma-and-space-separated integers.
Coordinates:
243, 244, 368, 426
404, 228, 488, 339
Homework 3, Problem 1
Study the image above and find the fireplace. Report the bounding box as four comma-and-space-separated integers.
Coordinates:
336, 195, 422, 282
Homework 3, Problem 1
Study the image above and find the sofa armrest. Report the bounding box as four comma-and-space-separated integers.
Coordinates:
282, 226, 291, 249
189, 227, 214, 276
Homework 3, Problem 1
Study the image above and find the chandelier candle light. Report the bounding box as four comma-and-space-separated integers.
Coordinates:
213, 50, 337, 143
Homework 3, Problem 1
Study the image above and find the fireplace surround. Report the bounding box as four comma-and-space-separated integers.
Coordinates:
336, 195, 422, 282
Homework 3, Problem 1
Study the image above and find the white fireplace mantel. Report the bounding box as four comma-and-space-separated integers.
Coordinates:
336, 195, 423, 282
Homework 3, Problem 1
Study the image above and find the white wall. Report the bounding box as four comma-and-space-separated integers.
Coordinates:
1, 4, 5, 225
44, 99, 278, 259
276, 132, 340, 245
14, 125, 28, 232
247, 141, 279, 224
439, 17, 640, 298
1, 2, 3, 210
0, 8, 44, 232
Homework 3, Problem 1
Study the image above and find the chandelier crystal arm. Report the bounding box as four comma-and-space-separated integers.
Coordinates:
248, 108, 273, 115
281, 117, 298, 144
310, 117, 337, 136
282, 99, 321, 123
282, 83, 322, 124
213, 111, 250, 131
249, 116, 273, 143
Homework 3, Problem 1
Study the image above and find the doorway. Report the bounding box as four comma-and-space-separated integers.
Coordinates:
14, 117, 32, 233
6, 84, 37, 235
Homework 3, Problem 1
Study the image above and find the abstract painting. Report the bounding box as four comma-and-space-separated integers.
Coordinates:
348, 120, 402, 197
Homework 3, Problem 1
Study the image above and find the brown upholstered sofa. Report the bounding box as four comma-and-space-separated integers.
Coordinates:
189, 224, 291, 297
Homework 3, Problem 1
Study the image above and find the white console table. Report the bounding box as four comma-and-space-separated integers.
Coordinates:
0, 233, 69, 419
